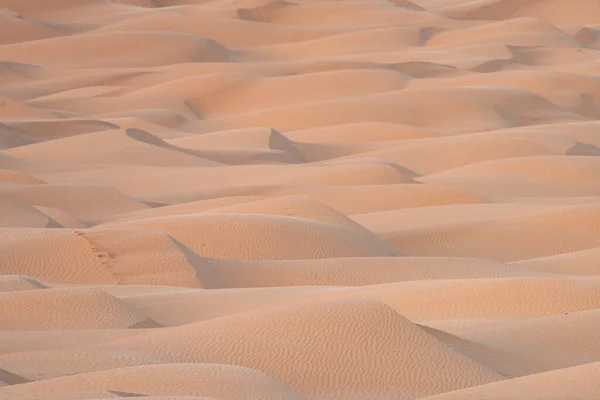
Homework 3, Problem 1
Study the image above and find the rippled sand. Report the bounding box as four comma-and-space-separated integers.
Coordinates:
2, 1, 600, 399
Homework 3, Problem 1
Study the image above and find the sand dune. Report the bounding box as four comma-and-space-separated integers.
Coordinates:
434, 308, 600, 375
0, 119, 120, 141
0, 329, 147, 355
0, 10, 62, 46
0, 31, 237, 68
201, 195, 372, 230
191, 86, 585, 135
0, 287, 159, 331
0, 197, 60, 228
285, 122, 440, 143
2, 0, 600, 399
330, 130, 594, 174
85, 299, 502, 398
211, 256, 539, 288
362, 277, 600, 320
512, 246, 600, 275
100, 213, 402, 259
383, 202, 600, 260
422, 155, 600, 197
423, 361, 600, 400
0, 227, 224, 287
441, 0, 600, 25
4, 128, 223, 167
97, 8, 342, 47
351, 202, 559, 231
0, 275, 46, 293
1, 184, 148, 224
0, 363, 308, 400
0, 123, 33, 150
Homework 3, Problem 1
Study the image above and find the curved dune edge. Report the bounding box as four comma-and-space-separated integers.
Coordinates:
2, 0, 600, 399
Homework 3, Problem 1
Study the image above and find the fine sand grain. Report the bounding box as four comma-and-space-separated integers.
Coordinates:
2, 0, 600, 399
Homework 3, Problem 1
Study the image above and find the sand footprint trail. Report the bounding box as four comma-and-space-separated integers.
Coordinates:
2, 0, 600, 399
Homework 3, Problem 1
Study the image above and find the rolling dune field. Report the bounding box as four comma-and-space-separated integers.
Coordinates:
2, 0, 600, 399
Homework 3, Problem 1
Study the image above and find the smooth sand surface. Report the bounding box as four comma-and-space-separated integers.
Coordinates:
2, 0, 600, 399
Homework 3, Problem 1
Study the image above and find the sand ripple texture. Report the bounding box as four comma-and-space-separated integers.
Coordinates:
3, 0, 600, 399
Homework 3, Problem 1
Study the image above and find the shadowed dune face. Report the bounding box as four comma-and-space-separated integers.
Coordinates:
2, 0, 600, 399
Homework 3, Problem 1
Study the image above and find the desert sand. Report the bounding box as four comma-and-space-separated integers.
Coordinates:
2, 0, 600, 399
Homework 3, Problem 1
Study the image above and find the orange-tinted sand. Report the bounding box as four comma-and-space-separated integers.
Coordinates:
2, 0, 600, 399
